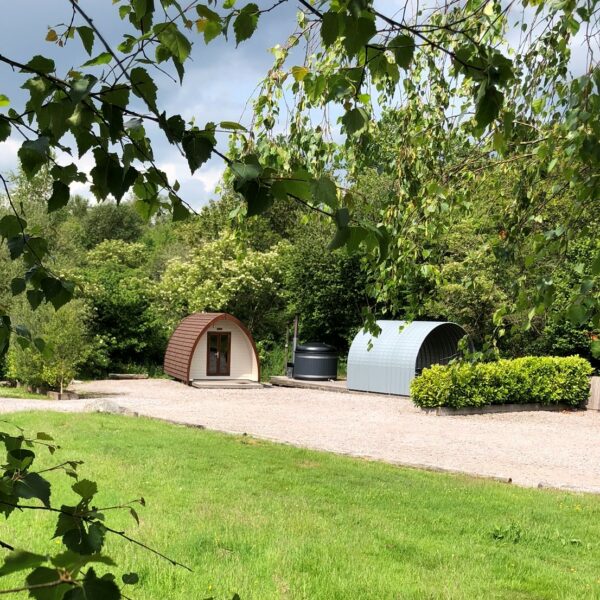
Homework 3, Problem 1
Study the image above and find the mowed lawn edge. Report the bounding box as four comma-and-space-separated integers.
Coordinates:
2, 411, 599, 600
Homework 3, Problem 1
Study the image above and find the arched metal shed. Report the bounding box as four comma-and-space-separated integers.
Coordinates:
164, 312, 260, 384
347, 320, 467, 396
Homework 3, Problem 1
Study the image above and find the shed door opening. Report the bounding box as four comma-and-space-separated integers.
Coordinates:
207, 332, 231, 376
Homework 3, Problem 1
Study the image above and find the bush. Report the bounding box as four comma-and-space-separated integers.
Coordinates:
82, 201, 144, 248
6, 300, 93, 392
411, 356, 592, 409
82, 259, 168, 370
256, 341, 287, 381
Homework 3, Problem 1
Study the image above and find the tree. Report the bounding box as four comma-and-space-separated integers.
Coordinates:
38, 301, 91, 393
6, 299, 92, 392
0, 167, 88, 265
81, 240, 167, 371
176, 185, 306, 252
281, 223, 368, 351
245, 2, 599, 351
82, 202, 145, 248
157, 236, 287, 340
347, 109, 599, 358
1, 0, 597, 356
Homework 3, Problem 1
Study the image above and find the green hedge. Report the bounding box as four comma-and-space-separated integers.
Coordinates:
411, 356, 592, 409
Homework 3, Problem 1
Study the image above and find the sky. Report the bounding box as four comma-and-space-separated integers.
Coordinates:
0, 1, 590, 209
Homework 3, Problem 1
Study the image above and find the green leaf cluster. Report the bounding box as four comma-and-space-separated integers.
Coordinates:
0, 420, 143, 599
411, 356, 593, 409
6, 300, 93, 393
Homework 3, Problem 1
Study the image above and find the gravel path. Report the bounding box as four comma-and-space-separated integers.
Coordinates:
2, 379, 600, 493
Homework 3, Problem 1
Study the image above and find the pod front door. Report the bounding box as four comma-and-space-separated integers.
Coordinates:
207, 332, 231, 376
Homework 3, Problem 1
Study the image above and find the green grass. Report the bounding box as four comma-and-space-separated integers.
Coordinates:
0, 386, 48, 400
3, 412, 600, 599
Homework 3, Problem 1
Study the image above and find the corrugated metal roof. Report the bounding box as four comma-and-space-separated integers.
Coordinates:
164, 313, 260, 383
347, 320, 467, 396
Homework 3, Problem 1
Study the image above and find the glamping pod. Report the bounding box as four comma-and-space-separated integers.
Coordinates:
347, 320, 467, 396
164, 313, 260, 384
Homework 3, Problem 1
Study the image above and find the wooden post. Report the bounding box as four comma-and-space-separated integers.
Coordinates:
284, 324, 289, 375
292, 316, 298, 355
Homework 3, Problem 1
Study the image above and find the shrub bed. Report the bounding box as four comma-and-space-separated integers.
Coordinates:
411, 356, 592, 409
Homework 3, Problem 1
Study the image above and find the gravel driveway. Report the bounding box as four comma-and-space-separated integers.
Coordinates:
2, 378, 600, 493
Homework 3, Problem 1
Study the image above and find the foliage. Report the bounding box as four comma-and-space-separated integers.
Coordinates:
247, 1, 600, 344
350, 112, 600, 359
82, 202, 145, 249
177, 186, 306, 253
7, 412, 600, 599
0, 0, 597, 357
86, 239, 147, 269
38, 301, 92, 393
6, 300, 93, 392
157, 237, 287, 340
0, 414, 194, 599
6, 344, 44, 392
0, 168, 86, 272
139, 218, 185, 278
280, 225, 368, 351
411, 356, 593, 409
80, 244, 167, 372
175, 195, 240, 247
255, 341, 287, 381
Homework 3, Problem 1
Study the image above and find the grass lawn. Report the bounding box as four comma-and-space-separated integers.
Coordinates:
2, 412, 600, 599
0, 387, 48, 400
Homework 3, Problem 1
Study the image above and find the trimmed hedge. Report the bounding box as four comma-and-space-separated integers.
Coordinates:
411, 356, 592, 409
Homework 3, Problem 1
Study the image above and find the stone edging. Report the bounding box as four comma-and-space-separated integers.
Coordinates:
421, 403, 577, 416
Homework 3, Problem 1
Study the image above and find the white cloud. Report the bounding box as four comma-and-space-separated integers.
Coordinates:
157, 154, 225, 209
0, 138, 20, 173
194, 165, 224, 194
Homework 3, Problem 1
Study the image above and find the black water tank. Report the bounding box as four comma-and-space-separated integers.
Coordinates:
293, 342, 338, 381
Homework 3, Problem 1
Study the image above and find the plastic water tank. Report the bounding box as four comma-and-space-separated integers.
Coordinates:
293, 342, 338, 381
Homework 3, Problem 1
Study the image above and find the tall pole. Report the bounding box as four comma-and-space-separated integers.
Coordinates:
284, 324, 289, 374
293, 316, 298, 356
